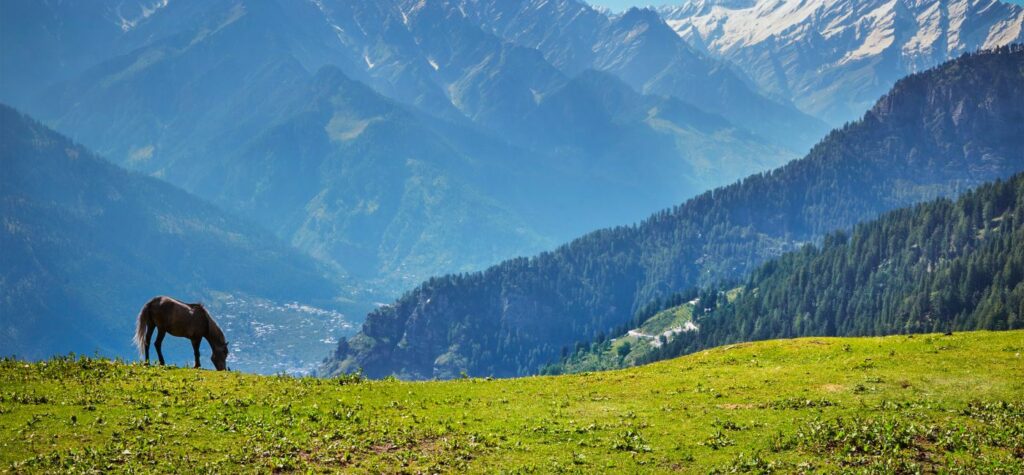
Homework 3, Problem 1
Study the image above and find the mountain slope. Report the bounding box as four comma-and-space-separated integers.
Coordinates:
519, 70, 791, 188
660, 0, 1024, 124
0, 105, 345, 369
552, 172, 1024, 373
445, 0, 829, 151
0, 0, 158, 108
326, 46, 1024, 379
28, 0, 353, 175
649, 171, 1024, 362
158, 64, 560, 285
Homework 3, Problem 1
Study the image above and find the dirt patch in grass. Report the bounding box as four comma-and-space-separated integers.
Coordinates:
820, 384, 845, 393
718, 403, 757, 410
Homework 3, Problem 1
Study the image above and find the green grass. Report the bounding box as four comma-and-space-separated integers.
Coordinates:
550, 302, 699, 373
638, 302, 694, 336
2, 331, 1023, 473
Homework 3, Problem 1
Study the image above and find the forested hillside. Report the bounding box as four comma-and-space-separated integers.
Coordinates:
651, 172, 1024, 360
551, 173, 1024, 374
326, 46, 1024, 379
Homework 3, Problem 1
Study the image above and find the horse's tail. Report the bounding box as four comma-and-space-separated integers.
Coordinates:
133, 300, 153, 358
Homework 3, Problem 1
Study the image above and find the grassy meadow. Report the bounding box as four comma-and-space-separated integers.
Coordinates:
2, 331, 1022, 473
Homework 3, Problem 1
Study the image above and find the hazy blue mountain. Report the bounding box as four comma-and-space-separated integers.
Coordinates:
441, 0, 830, 151
20, 0, 542, 287
0, 105, 354, 374
12, 0, 796, 291
0, 0, 143, 108
660, 0, 1024, 124
398, 1, 796, 196
201, 66, 560, 286
298, 0, 467, 121
325, 46, 1024, 379
518, 70, 792, 189
28, 0, 353, 173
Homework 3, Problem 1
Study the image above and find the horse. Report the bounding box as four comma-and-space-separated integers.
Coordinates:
133, 296, 229, 370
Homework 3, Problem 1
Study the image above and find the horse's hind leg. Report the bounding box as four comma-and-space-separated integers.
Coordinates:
155, 329, 167, 366
191, 338, 201, 369
145, 325, 156, 364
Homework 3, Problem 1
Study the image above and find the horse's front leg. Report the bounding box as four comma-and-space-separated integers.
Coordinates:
191, 338, 202, 369
155, 330, 167, 366
145, 325, 156, 364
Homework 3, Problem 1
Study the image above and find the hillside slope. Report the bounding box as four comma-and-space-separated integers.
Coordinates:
552, 172, 1024, 374
653, 173, 1024, 362
2, 331, 1022, 472
0, 105, 347, 373
327, 46, 1024, 379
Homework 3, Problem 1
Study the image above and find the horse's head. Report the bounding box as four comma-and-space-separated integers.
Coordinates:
211, 342, 229, 371
194, 303, 230, 371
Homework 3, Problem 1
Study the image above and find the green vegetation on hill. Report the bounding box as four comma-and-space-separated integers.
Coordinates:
552, 172, 1024, 374
3, 331, 1022, 473
548, 297, 698, 373
645, 172, 1024, 366
547, 288, 747, 374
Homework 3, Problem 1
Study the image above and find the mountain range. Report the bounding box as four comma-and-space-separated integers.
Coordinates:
325, 46, 1024, 379
428, 0, 829, 150
3, 0, 1023, 376
1, 0, 824, 292
660, 0, 1024, 124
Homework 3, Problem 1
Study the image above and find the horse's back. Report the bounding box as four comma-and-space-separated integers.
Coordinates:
149, 296, 205, 338
151, 296, 189, 312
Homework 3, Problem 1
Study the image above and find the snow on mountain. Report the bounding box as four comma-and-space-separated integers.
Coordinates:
116, 0, 170, 31
660, 0, 1024, 124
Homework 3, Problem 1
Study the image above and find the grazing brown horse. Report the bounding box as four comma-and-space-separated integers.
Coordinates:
133, 296, 229, 370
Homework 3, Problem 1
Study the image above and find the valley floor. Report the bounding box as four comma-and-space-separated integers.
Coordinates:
2, 331, 1022, 473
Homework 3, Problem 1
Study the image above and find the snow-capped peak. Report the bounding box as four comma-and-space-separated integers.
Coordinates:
658, 0, 1024, 124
